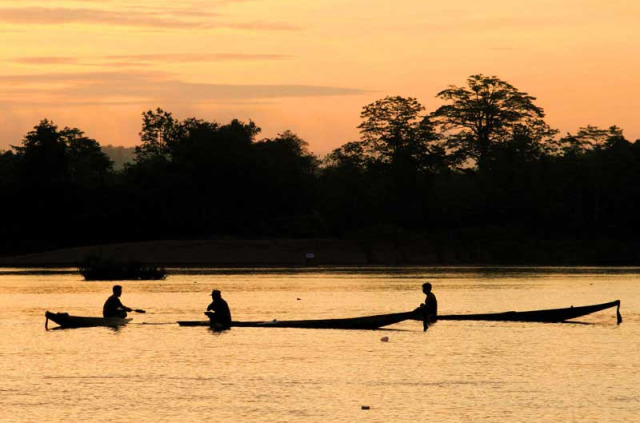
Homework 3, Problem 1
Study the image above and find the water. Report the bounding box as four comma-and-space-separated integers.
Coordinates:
1, 267, 638, 423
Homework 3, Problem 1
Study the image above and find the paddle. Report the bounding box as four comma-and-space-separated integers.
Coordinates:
132, 309, 146, 313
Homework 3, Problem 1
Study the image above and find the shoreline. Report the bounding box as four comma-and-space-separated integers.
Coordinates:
1, 238, 639, 267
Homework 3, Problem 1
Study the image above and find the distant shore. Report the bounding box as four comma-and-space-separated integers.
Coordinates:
0, 239, 375, 267
1, 238, 638, 267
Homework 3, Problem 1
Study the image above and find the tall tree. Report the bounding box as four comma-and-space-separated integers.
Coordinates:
323, 96, 446, 234
6, 120, 114, 249
358, 96, 443, 170
432, 74, 557, 169
134, 108, 184, 163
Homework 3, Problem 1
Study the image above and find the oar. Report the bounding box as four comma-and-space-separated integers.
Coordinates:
133, 309, 146, 313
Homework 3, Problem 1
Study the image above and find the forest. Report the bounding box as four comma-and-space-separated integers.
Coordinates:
2, 74, 640, 264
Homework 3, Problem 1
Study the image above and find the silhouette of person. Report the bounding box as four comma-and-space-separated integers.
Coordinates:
421, 282, 438, 330
205, 289, 232, 330
103, 285, 132, 318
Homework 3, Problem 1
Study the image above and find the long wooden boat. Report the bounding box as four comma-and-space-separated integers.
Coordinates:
436, 300, 622, 324
45, 311, 131, 329
178, 300, 621, 330
178, 310, 417, 330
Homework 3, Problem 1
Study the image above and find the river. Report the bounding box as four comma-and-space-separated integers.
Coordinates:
1, 267, 638, 423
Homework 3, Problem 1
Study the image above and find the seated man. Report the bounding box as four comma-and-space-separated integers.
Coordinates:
205, 289, 232, 329
103, 285, 132, 318
420, 282, 438, 331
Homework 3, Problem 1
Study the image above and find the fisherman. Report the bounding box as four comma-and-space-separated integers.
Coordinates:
103, 285, 132, 318
420, 282, 438, 330
205, 289, 232, 329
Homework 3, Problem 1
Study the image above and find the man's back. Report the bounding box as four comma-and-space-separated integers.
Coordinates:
208, 298, 232, 326
103, 294, 124, 318
425, 292, 438, 318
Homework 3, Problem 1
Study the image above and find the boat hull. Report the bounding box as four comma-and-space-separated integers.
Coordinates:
178, 310, 418, 330
436, 300, 621, 323
45, 311, 131, 329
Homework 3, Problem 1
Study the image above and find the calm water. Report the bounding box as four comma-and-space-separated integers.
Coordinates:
1, 267, 638, 423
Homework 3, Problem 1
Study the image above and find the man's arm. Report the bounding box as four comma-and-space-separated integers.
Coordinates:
116, 297, 132, 312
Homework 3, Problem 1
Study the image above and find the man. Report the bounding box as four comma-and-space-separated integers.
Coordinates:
103, 285, 132, 318
205, 289, 232, 329
421, 282, 438, 330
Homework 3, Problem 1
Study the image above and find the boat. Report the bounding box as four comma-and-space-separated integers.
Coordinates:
178, 310, 418, 330
436, 300, 622, 324
45, 311, 132, 329
178, 300, 622, 330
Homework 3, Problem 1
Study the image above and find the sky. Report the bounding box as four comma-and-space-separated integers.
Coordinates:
1, 0, 639, 154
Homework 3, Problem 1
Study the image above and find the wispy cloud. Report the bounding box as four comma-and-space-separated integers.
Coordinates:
0, 6, 298, 30
0, 70, 368, 105
107, 53, 291, 62
0, 7, 206, 28
14, 57, 80, 65
13, 53, 292, 67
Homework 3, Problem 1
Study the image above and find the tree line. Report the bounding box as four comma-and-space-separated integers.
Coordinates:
2, 74, 640, 263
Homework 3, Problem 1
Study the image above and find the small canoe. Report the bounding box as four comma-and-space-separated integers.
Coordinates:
178, 310, 417, 330
45, 311, 131, 329
436, 300, 622, 324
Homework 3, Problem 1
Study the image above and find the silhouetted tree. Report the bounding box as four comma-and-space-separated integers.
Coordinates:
3, 88, 640, 265
134, 108, 182, 163
253, 130, 321, 236
3, 120, 114, 251
322, 96, 447, 235
559, 125, 624, 156
432, 75, 557, 169
14, 120, 113, 185
358, 96, 445, 171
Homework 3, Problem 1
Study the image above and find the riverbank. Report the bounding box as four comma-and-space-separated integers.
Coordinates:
0, 239, 377, 267
1, 236, 639, 267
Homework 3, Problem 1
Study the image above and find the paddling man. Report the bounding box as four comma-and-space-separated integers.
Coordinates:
103, 285, 132, 318
421, 282, 438, 330
206, 289, 232, 329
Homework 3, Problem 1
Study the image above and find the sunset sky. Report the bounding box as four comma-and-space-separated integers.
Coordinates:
1, 0, 638, 154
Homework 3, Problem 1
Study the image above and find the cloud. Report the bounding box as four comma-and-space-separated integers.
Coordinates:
0, 6, 298, 30
13, 53, 292, 67
0, 70, 164, 83
487, 47, 521, 51
14, 57, 80, 65
0, 7, 203, 28
0, 70, 368, 105
106, 53, 292, 62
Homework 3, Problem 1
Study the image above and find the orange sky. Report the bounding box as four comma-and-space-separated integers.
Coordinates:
1, 0, 639, 154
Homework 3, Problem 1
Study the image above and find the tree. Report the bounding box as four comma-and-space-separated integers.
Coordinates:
322, 96, 447, 234
134, 108, 184, 163
134, 108, 261, 166
13, 119, 113, 186
324, 141, 367, 170
358, 96, 443, 171
253, 131, 321, 235
559, 125, 624, 156
6, 120, 114, 250
432, 74, 557, 169
127, 108, 266, 237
